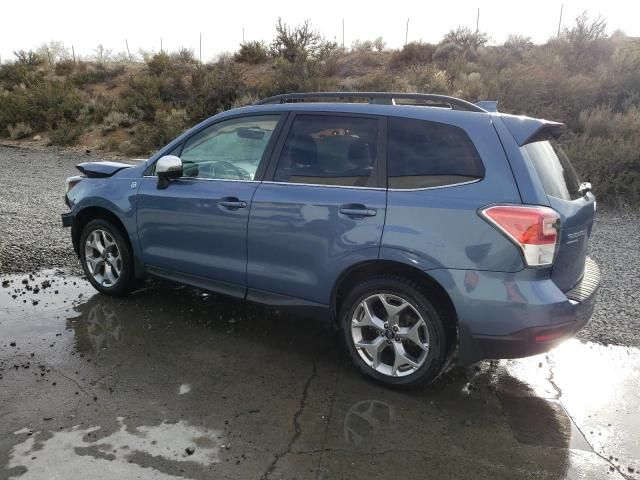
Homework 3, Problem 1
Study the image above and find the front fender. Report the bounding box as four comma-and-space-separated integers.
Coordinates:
67, 176, 143, 277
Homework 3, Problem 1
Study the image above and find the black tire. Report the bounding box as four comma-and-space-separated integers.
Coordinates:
79, 218, 135, 296
340, 276, 450, 388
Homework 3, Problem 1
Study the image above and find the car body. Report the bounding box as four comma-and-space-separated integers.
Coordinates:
62, 92, 600, 387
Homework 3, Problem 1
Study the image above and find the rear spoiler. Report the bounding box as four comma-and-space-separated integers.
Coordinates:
498, 114, 567, 146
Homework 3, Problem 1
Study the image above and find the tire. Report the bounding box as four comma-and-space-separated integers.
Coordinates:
340, 276, 450, 388
79, 218, 135, 296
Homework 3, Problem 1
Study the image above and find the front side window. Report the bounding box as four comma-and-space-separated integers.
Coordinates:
387, 117, 484, 189
274, 115, 379, 187
178, 115, 280, 180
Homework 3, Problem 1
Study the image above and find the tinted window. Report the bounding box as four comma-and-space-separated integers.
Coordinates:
522, 140, 581, 200
387, 117, 484, 189
179, 115, 280, 180
274, 115, 378, 187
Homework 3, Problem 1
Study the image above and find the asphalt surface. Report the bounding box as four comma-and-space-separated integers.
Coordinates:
0, 271, 638, 479
1, 145, 639, 479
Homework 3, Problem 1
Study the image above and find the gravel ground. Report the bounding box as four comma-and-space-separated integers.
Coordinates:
0, 144, 638, 347
0, 144, 116, 274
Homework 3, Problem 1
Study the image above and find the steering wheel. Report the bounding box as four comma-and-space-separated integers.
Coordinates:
208, 160, 252, 180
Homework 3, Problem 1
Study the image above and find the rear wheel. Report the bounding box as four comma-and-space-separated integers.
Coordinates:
340, 276, 450, 388
79, 219, 135, 296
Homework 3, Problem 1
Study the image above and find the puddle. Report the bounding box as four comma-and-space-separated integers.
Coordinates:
6, 417, 223, 480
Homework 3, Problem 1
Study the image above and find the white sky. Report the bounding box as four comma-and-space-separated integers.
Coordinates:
1, 0, 638, 62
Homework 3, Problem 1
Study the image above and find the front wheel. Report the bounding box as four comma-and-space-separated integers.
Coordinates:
79, 219, 135, 296
340, 276, 450, 388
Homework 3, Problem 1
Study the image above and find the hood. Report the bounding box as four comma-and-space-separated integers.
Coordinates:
76, 160, 143, 178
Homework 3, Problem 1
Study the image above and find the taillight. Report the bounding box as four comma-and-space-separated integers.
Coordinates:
480, 205, 560, 267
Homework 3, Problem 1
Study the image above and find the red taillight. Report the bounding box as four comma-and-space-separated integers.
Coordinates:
480, 205, 560, 267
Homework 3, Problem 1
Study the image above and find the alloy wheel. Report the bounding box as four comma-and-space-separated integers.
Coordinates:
84, 228, 123, 288
350, 293, 430, 378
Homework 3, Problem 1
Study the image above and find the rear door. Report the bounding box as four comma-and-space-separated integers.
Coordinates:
246, 113, 386, 305
521, 139, 596, 291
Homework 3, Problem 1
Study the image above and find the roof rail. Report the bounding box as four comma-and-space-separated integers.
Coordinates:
254, 92, 486, 112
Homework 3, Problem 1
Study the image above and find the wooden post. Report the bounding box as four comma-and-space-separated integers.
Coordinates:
125, 39, 131, 62
46, 47, 52, 68
160, 37, 163, 53
405, 18, 409, 45
242, 27, 245, 44
71, 45, 76, 62
476, 8, 480, 35
557, 4, 564, 38
342, 18, 345, 48
199, 33, 202, 63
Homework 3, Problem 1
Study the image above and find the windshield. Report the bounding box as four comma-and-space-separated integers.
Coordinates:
522, 140, 581, 201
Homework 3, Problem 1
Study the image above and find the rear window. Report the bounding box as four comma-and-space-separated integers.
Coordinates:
274, 115, 379, 187
522, 140, 581, 200
387, 117, 484, 189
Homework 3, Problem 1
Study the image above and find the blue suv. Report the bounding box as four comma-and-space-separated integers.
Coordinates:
62, 92, 600, 387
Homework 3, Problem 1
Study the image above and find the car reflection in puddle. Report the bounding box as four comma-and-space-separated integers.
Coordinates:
1, 270, 638, 479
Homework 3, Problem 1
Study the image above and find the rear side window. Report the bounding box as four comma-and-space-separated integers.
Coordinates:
522, 140, 581, 200
387, 117, 484, 189
274, 115, 379, 187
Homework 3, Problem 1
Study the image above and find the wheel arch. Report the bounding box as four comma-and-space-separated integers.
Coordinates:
331, 260, 459, 343
72, 207, 139, 278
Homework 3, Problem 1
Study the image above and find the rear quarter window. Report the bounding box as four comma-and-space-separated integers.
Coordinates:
521, 140, 581, 201
387, 117, 484, 189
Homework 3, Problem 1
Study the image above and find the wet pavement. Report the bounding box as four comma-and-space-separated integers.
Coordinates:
1, 271, 638, 479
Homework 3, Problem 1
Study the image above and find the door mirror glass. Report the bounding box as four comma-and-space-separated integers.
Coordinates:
156, 155, 183, 188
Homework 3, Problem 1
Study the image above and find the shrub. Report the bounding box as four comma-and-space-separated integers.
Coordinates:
406, 65, 450, 94
49, 121, 83, 146
235, 41, 269, 64
0, 79, 85, 135
7, 122, 33, 139
129, 109, 186, 155
563, 107, 640, 206
101, 111, 135, 134
172, 48, 197, 64
13, 50, 45, 67
70, 62, 124, 86
147, 52, 172, 76
54, 59, 76, 76
351, 40, 375, 52
269, 57, 322, 94
389, 42, 435, 70
270, 18, 335, 62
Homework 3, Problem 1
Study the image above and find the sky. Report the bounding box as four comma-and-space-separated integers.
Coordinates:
1, 0, 638, 62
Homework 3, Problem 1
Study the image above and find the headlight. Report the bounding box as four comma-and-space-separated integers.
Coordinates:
64, 175, 83, 195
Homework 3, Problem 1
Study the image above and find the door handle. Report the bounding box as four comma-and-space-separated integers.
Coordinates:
339, 204, 377, 217
219, 197, 247, 209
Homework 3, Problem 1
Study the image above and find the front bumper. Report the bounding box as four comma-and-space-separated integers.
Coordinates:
61, 211, 74, 227
429, 258, 601, 365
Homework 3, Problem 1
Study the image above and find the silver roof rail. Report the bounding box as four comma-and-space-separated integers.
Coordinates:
255, 92, 486, 112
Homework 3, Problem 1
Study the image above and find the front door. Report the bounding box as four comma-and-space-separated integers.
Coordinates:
137, 114, 282, 297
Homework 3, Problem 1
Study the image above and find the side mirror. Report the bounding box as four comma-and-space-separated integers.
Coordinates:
156, 155, 183, 189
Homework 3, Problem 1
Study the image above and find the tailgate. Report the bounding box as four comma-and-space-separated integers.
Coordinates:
521, 139, 596, 292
